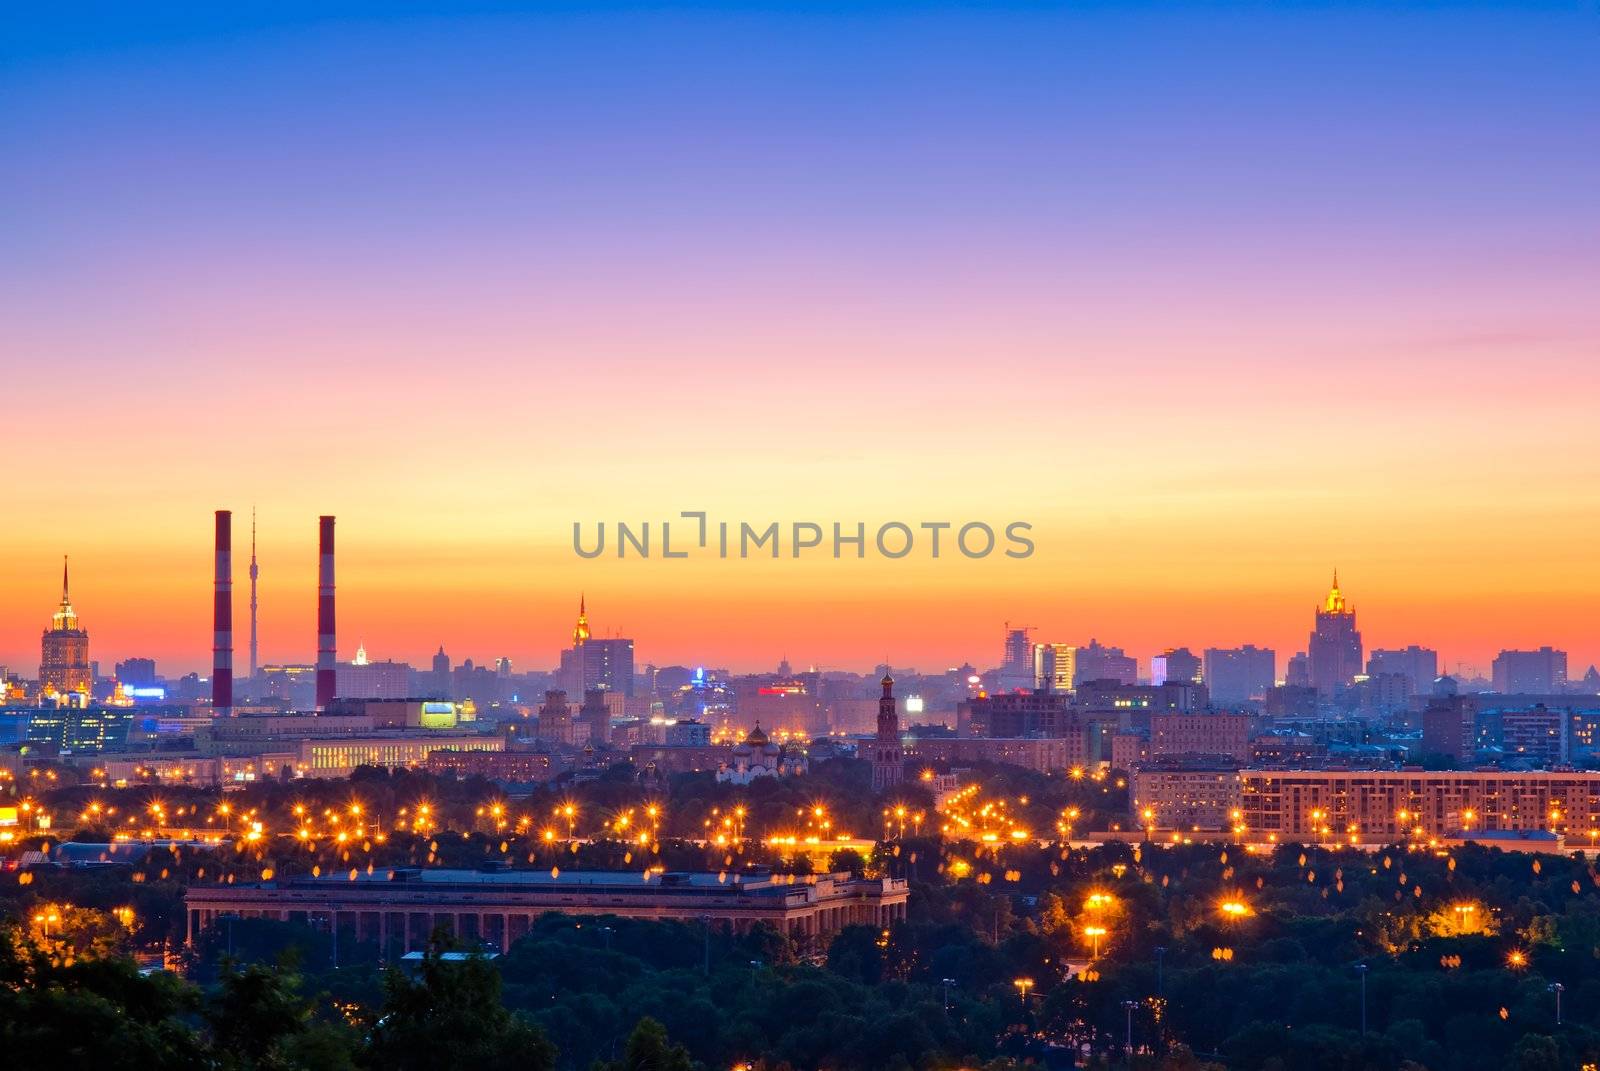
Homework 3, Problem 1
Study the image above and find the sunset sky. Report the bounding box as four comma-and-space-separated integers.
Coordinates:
3, 2, 1598, 678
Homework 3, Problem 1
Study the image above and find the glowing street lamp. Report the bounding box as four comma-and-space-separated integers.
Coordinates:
1084, 925, 1107, 958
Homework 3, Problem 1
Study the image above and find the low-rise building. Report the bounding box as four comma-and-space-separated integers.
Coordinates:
185, 866, 909, 951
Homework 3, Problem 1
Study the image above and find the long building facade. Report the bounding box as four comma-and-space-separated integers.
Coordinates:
1239, 769, 1600, 841
1130, 767, 1600, 844
186, 867, 909, 952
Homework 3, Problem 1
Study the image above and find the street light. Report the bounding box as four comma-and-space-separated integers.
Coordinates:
699, 914, 712, 976
1548, 982, 1565, 1027
1123, 1000, 1140, 1056
1354, 963, 1369, 1036
1154, 946, 1168, 999
941, 978, 957, 1015
1013, 977, 1034, 1015
1084, 925, 1107, 959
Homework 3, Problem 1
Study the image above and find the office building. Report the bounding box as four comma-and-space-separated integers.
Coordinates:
1150, 712, 1252, 762
1493, 648, 1568, 695
1367, 646, 1438, 694
1151, 647, 1202, 687
337, 646, 412, 699
1501, 705, 1568, 767
1202, 646, 1276, 707
115, 658, 158, 688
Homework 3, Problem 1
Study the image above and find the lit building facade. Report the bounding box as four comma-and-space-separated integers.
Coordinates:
1129, 762, 1242, 831
296, 733, 503, 778
185, 867, 910, 951
1238, 769, 1600, 840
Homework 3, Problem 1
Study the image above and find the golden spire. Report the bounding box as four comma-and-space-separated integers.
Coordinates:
572, 593, 590, 646
1323, 569, 1347, 614
51, 555, 80, 632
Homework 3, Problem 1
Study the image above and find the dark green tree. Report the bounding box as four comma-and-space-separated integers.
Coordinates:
595, 1016, 696, 1071
362, 948, 556, 1071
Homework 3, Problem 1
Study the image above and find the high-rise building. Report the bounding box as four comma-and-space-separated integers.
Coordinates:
1420, 695, 1479, 765
1033, 643, 1073, 692
429, 646, 451, 698
871, 675, 904, 792
40, 557, 91, 697
1073, 640, 1138, 688
1501, 705, 1568, 766
1202, 646, 1275, 706
115, 658, 158, 688
999, 626, 1034, 691
1492, 648, 1568, 694
1150, 712, 1252, 762
537, 689, 573, 745
1367, 646, 1438, 694
557, 597, 634, 697
1285, 652, 1310, 689
1307, 572, 1362, 695
1151, 647, 1202, 687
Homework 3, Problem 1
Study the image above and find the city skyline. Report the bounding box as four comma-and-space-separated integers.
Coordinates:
5, 4, 1599, 674
5, 546, 1597, 681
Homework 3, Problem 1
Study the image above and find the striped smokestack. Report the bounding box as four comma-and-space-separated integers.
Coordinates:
213, 510, 233, 717
316, 515, 336, 709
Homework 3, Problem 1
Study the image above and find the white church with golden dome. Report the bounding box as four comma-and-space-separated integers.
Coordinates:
717, 724, 807, 784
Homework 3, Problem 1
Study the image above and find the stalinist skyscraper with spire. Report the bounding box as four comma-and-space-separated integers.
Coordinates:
40, 557, 92, 697
1309, 570, 1363, 695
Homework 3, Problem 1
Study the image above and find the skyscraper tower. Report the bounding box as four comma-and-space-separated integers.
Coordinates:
1308, 570, 1363, 695
40, 556, 91, 697
248, 507, 259, 681
872, 674, 904, 792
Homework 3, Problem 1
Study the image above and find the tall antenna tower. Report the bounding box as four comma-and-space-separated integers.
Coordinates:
249, 506, 259, 680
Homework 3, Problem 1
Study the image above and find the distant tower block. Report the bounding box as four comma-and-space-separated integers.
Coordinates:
316, 515, 336, 709
213, 510, 233, 717
872, 674, 905, 793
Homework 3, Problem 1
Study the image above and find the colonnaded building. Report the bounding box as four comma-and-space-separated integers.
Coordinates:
186, 865, 908, 953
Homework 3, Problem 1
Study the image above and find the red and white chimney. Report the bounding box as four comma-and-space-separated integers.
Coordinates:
213, 510, 233, 717
316, 515, 336, 709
